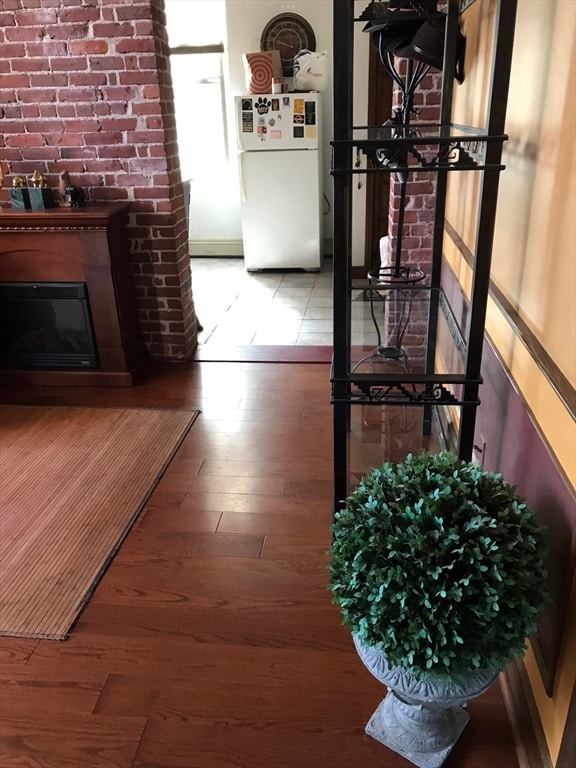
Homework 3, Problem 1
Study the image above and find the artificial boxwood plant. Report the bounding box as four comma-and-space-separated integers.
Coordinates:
328, 450, 548, 681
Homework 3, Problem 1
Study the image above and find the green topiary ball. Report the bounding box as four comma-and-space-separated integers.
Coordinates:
327, 450, 548, 680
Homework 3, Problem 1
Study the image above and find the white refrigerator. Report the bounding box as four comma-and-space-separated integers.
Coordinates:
235, 93, 323, 271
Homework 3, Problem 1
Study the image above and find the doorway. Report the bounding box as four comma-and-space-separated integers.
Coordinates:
360, 43, 394, 278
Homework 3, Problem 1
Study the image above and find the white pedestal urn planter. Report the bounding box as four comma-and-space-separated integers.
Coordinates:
353, 635, 499, 768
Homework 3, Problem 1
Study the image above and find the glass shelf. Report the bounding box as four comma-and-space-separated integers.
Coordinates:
332, 283, 477, 407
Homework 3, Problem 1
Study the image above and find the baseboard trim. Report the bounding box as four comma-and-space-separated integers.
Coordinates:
189, 240, 243, 257
501, 658, 553, 768
189, 239, 334, 259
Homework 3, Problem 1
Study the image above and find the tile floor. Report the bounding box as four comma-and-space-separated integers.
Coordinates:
190, 257, 388, 352
190, 257, 334, 347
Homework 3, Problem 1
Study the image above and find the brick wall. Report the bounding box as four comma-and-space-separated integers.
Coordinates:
379, 63, 442, 372
384, 66, 442, 278
0, 0, 197, 360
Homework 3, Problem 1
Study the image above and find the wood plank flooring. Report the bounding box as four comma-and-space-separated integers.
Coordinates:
0, 361, 520, 768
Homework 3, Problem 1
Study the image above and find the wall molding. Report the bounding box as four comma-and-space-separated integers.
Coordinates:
188, 238, 334, 260
444, 220, 576, 421
189, 240, 244, 257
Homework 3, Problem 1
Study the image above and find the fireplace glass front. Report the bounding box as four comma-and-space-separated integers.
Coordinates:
0, 282, 98, 369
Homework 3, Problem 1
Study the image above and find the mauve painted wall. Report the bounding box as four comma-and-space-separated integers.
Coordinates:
475, 332, 575, 695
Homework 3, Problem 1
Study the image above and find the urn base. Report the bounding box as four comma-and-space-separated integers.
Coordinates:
365, 691, 470, 768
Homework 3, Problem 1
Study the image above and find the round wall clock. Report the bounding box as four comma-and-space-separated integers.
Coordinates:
260, 13, 316, 78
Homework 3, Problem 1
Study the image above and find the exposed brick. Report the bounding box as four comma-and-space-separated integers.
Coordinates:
134, 20, 154, 37
64, 118, 101, 133
69, 39, 109, 55
109, 102, 129, 116
4, 27, 45, 42
90, 186, 129, 200
25, 119, 65, 133
83, 131, 124, 146
48, 24, 90, 41
21, 104, 40, 118
60, 146, 98, 160
126, 130, 164, 145
115, 38, 156, 54
58, 88, 97, 102
30, 74, 68, 87
123, 55, 138, 71
89, 56, 125, 71
2, 122, 25, 133
59, 7, 100, 24
56, 104, 76, 117
69, 72, 108, 87
98, 117, 137, 131
6, 133, 45, 147
15, 9, 58, 25
130, 101, 162, 116
119, 71, 158, 86
137, 55, 157, 71
0, 12, 16, 27
142, 84, 159, 99
1, 74, 29, 88
51, 57, 88, 72
44, 134, 84, 147
17, 88, 56, 103
97, 144, 136, 159
25, 41, 67, 56
116, 5, 153, 21
12, 57, 50, 73
92, 103, 112, 116
91, 22, 135, 38
2, 42, 26, 57
104, 86, 137, 101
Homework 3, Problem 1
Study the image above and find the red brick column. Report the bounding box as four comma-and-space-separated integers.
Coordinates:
384, 65, 442, 279
0, 0, 197, 360
381, 63, 442, 371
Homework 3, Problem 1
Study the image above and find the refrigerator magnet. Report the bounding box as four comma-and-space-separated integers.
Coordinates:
241, 113, 253, 132
293, 126, 304, 138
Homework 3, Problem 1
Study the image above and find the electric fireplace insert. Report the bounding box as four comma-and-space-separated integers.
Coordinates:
0, 282, 98, 369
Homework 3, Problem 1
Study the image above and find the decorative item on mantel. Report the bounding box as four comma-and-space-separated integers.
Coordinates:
9, 176, 31, 211
27, 169, 56, 210
59, 169, 86, 208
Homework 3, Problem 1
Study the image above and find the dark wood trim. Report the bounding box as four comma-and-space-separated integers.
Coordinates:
444, 219, 576, 420
557, 681, 576, 768
501, 658, 553, 768
363, 38, 393, 274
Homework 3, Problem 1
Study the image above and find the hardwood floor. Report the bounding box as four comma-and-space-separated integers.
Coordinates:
0, 361, 520, 768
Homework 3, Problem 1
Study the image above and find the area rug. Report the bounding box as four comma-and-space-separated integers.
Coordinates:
0, 404, 199, 640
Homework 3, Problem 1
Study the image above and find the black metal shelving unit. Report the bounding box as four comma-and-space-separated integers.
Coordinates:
331, 0, 518, 508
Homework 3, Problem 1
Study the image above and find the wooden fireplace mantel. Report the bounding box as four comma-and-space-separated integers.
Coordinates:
0, 202, 147, 387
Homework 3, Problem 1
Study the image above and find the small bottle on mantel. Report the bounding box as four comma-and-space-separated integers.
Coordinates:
59, 170, 72, 205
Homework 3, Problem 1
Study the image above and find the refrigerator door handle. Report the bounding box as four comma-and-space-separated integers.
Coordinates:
238, 151, 247, 203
